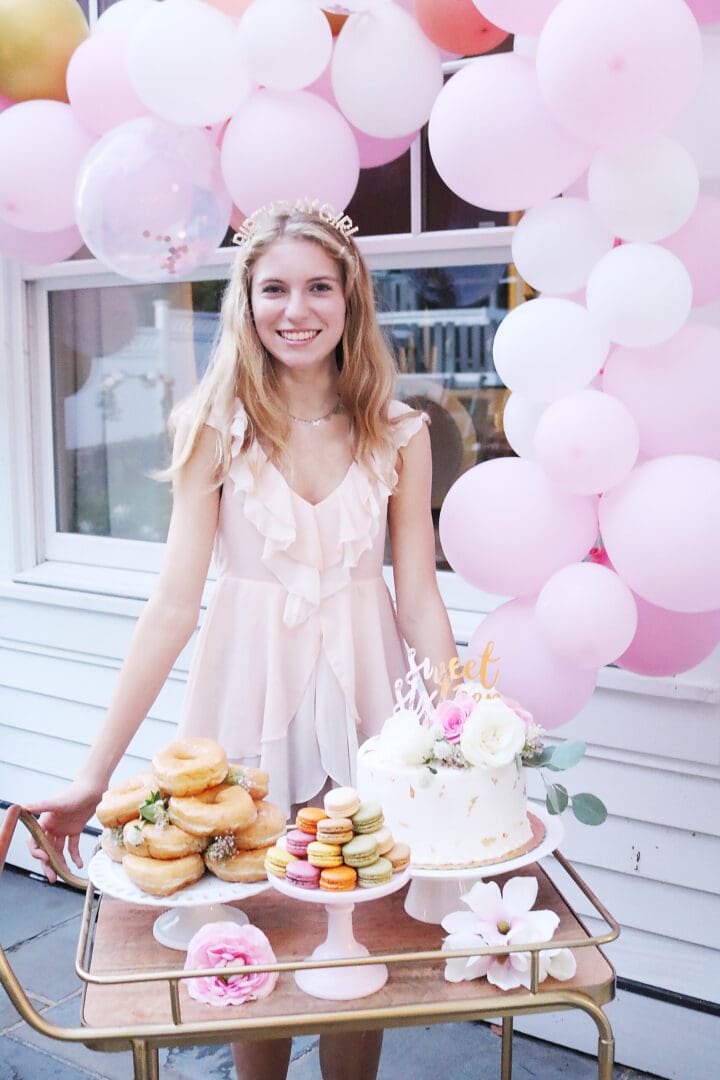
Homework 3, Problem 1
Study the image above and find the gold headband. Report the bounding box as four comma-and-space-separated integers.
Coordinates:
232, 197, 359, 246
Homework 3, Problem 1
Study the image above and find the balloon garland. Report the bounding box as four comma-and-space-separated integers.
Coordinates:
0, 0, 717, 700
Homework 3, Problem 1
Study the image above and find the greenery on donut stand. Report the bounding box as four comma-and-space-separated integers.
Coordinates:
138, 791, 170, 826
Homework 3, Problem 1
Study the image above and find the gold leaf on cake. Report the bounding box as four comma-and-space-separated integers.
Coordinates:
481, 836, 497, 847
467, 796, 478, 816
409, 786, 415, 799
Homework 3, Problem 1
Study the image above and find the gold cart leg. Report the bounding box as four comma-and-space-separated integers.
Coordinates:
598, 1034, 615, 1080
500, 1016, 513, 1080
131, 1040, 160, 1080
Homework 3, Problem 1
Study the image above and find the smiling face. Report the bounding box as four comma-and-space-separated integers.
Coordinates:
249, 237, 347, 373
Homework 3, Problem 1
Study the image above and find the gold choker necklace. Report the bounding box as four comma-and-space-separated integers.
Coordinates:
288, 397, 343, 428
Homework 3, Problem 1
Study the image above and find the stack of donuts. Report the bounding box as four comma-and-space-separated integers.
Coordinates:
96, 737, 286, 897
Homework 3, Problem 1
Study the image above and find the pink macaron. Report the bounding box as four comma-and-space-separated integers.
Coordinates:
286, 860, 321, 890
285, 828, 314, 857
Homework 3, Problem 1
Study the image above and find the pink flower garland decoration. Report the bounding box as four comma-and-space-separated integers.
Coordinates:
184, 921, 278, 1007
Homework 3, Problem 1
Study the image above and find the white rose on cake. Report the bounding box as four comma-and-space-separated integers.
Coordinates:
379, 709, 435, 766
460, 697, 527, 768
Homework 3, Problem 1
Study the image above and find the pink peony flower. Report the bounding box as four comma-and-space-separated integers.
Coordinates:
433, 697, 474, 743
184, 921, 278, 1007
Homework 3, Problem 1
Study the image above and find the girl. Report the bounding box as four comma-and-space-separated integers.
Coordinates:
28, 204, 458, 1080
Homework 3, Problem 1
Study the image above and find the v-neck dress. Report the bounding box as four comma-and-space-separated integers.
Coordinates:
178, 398, 428, 814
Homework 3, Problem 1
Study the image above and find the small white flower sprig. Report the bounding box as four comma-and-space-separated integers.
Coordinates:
442, 877, 577, 991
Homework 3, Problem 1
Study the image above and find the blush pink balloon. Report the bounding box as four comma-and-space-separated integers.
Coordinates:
616, 596, 720, 675
661, 194, 720, 307
0, 94, 13, 114
472, 0, 560, 35
468, 599, 598, 729
533, 388, 639, 494
0, 220, 83, 264
684, 0, 720, 22
439, 457, 599, 598
535, 562, 638, 668
221, 89, 359, 215
0, 101, 95, 233
308, 64, 417, 169
428, 54, 593, 212
599, 455, 720, 613
602, 324, 720, 459
67, 31, 148, 136
537, 0, 703, 147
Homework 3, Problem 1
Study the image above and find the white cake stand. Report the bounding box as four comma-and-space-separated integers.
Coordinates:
404, 806, 564, 925
269, 869, 410, 1001
88, 851, 271, 950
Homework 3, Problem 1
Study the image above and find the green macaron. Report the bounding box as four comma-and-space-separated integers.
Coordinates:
351, 801, 384, 834
341, 834, 379, 868
357, 857, 393, 888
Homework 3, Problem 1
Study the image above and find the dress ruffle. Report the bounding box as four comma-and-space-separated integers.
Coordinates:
221, 401, 427, 629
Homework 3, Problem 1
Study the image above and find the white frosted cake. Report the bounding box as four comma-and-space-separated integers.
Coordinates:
357, 693, 534, 869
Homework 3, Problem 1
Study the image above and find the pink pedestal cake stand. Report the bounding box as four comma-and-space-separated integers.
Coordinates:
404, 805, 564, 924
269, 869, 411, 1000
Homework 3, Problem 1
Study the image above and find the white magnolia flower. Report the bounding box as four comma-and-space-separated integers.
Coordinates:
460, 697, 527, 768
442, 876, 569, 991
379, 709, 434, 766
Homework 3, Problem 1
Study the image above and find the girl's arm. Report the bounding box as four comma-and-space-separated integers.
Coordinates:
26, 425, 221, 880
387, 422, 459, 679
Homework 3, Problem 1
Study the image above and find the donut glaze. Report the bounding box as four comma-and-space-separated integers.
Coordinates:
168, 784, 257, 837
152, 737, 228, 796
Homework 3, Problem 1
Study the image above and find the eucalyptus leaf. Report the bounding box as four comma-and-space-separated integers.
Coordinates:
571, 793, 608, 826
546, 740, 587, 772
546, 783, 569, 816
524, 747, 554, 769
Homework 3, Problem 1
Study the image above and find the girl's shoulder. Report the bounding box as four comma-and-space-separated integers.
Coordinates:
387, 398, 429, 449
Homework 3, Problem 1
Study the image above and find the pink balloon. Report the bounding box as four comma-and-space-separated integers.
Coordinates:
685, 0, 720, 22
616, 596, 720, 675
308, 60, 417, 168
534, 388, 639, 494
0, 101, 95, 233
535, 562, 638, 668
439, 457, 599, 598
0, 94, 13, 114
468, 599, 598, 729
472, 0, 560, 35
599, 455, 720, 613
221, 89, 359, 215
661, 194, 720, 307
537, 0, 703, 147
428, 54, 593, 212
0, 220, 83, 264
67, 31, 148, 137
602, 324, 720, 459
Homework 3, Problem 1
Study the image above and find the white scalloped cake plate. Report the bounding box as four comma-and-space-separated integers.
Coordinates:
88, 851, 271, 908
409, 805, 564, 881
269, 867, 410, 905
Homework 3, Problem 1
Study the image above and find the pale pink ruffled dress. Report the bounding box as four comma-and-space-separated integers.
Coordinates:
179, 399, 427, 815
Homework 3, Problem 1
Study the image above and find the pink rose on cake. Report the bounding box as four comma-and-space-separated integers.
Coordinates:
183, 922, 278, 1007
432, 697, 474, 744
460, 697, 527, 768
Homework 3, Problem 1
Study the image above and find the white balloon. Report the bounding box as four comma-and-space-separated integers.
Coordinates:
332, 5, 443, 137
493, 298, 609, 402
586, 243, 693, 347
127, 0, 251, 126
238, 0, 332, 92
502, 394, 547, 458
512, 197, 614, 294
588, 136, 699, 242
671, 34, 720, 179
512, 34, 539, 58
95, 0, 156, 38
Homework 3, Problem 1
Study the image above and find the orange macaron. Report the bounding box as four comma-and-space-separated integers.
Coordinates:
295, 806, 328, 835
319, 865, 357, 892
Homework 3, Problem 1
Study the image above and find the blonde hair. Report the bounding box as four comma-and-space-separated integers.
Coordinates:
165, 207, 403, 487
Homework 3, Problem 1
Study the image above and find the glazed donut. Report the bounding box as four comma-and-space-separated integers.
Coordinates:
152, 737, 228, 796
204, 846, 268, 883
122, 819, 150, 856
100, 827, 126, 863
96, 772, 156, 828
234, 800, 287, 850
226, 764, 269, 801
122, 851, 204, 897
168, 784, 257, 837
142, 822, 207, 860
